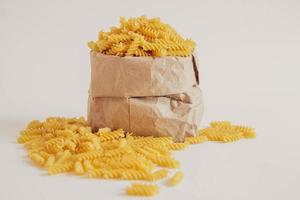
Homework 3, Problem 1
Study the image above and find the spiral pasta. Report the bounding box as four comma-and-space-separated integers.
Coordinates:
126, 183, 159, 196
48, 162, 73, 175
18, 135, 40, 143
17, 117, 255, 197
29, 153, 45, 166
76, 150, 103, 161
166, 171, 184, 186
120, 169, 150, 180
55, 150, 71, 165
151, 169, 169, 181
45, 155, 55, 168
199, 121, 256, 142
148, 156, 180, 169
185, 135, 208, 144
74, 161, 85, 174
99, 129, 125, 142
88, 16, 196, 57
108, 158, 150, 172
166, 142, 189, 151
234, 125, 256, 138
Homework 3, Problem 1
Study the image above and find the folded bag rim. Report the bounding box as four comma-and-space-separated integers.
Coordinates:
89, 51, 200, 98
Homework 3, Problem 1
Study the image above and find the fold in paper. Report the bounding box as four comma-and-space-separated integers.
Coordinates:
88, 87, 204, 141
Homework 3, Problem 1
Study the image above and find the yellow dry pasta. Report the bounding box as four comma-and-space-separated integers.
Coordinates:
45, 155, 55, 168
74, 161, 85, 174
48, 162, 73, 175
55, 150, 71, 165
83, 160, 94, 171
185, 135, 208, 144
18, 135, 40, 144
126, 183, 159, 196
17, 117, 255, 197
166, 141, 189, 151
99, 129, 124, 142
199, 121, 256, 142
210, 121, 232, 128
234, 125, 256, 138
166, 171, 184, 186
29, 153, 45, 166
76, 150, 103, 161
88, 16, 196, 57
120, 169, 151, 180
151, 169, 169, 181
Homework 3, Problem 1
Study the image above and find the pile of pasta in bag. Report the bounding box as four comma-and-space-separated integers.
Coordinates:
87, 16, 202, 141
88, 16, 196, 57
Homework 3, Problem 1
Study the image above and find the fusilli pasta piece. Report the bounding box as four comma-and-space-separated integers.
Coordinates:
126, 183, 159, 196
166, 171, 184, 186
29, 153, 45, 166
150, 169, 169, 181
48, 162, 73, 175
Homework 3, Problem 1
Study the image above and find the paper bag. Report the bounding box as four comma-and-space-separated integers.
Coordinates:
88, 51, 203, 139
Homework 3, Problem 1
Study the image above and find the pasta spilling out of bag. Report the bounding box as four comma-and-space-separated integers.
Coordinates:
88, 16, 196, 57
17, 117, 255, 197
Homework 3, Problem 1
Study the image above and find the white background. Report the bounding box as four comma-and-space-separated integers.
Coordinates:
1, 0, 300, 199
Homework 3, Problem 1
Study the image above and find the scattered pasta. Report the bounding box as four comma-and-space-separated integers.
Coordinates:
88, 16, 196, 57
185, 135, 208, 144
166, 171, 184, 186
17, 117, 255, 197
200, 121, 256, 142
126, 183, 159, 196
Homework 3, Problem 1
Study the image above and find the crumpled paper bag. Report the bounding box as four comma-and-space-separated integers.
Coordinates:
87, 51, 204, 140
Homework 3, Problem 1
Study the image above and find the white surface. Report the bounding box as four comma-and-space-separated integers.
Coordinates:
1, 0, 300, 199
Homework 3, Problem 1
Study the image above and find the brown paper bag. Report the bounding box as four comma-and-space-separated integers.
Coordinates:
88, 52, 203, 139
